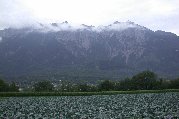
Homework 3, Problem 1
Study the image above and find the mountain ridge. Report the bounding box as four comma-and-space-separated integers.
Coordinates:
0, 21, 150, 33
0, 21, 179, 80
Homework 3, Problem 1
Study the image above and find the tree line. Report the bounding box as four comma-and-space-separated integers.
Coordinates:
0, 79, 19, 92
1, 71, 179, 92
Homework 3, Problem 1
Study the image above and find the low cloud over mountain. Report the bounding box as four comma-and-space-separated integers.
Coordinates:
0, 21, 179, 79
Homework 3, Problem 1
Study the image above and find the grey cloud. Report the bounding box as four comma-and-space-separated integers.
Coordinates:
0, 0, 179, 35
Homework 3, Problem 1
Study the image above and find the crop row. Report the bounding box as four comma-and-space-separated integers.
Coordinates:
0, 92, 179, 118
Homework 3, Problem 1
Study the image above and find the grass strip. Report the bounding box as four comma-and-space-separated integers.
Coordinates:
0, 89, 179, 97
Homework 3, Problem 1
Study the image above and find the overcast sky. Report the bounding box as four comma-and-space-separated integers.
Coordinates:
0, 0, 179, 35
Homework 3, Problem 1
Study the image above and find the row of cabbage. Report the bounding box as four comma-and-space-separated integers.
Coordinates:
0, 92, 179, 118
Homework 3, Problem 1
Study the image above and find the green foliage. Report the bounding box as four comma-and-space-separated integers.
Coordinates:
34, 81, 54, 92
169, 78, 179, 89
0, 79, 9, 92
118, 78, 134, 90
77, 83, 98, 92
131, 71, 158, 90
1, 89, 179, 97
56, 81, 76, 92
8, 82, 19, 92
158, 79, 169, 89
2, 70, 179, 93
117, 71, 162, 91
98, 80, 115, 91
0, 78, 19, 92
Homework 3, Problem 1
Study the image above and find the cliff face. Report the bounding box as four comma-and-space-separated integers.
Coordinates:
0, 22, 179, 78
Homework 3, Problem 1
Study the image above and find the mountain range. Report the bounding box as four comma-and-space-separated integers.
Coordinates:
0, 21, 179, 81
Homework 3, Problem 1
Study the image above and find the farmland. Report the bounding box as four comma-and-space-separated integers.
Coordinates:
1, 92, 179, 118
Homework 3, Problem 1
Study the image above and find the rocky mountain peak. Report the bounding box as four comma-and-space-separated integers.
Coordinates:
0, 22, 179, 78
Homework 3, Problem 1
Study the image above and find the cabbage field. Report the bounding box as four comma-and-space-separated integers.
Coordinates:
0, 92, 179, 118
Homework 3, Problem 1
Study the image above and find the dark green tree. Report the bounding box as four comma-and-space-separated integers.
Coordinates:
158, 78, 170, 89
78, 83, 89, 92
169, 78, 179, 89
9, 82, 19, 92
118, 78, 134, 90
98, 80, 115, 91
57, 81, 75, 92
0, 79, 9, 92
132, 71, 158, 90
34, 81, 54, 92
